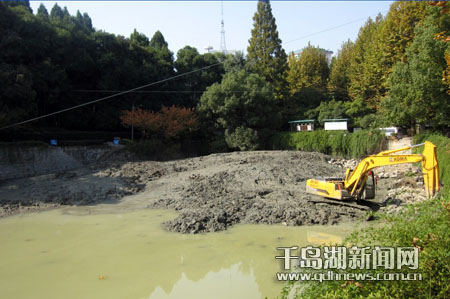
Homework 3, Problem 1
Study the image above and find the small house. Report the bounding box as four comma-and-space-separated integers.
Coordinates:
288, 120, 315, 132
324, 119, 348, 131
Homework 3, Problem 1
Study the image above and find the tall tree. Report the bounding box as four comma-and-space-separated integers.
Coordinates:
129, 28, 149, 47
82, 12, 93, 31
247, 0, 288, 97
347, 15, 383, 112
175, 46, 224, 107
377, 1, 427, 66
4, 0, 32, 13
287, 43, 330, 92
149, 30, 173, 66
198, 70, 281, 150
328, 39, 354, 102
430, 1, 450, 94
384, 7, 450, 131
150, 30, 168, 49
284, 43, 330, 122
49, 3, 63, 23
36, 3, 48, 20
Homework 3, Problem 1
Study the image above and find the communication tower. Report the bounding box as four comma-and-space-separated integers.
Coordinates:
220, 1, 227, 54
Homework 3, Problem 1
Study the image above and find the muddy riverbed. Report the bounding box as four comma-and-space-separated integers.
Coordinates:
0, 150, 426, 233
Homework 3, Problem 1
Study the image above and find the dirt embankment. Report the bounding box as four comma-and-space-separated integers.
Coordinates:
0, 149, 428, 234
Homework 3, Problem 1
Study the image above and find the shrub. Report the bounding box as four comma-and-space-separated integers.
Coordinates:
120, 105, 199, 140
270, 129, 386, 158
225, 126, 260, 151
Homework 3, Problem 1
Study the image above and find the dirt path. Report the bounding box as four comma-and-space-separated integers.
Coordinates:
0, 148, 427, 234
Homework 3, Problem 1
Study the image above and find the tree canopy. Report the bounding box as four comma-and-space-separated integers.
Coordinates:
247, 0, 288, 97
198, 70, 281, 150
287, 43, 330, 92
0, 0, 448, 145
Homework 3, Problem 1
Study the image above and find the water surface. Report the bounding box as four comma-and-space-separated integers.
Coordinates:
0, 207, 355, 299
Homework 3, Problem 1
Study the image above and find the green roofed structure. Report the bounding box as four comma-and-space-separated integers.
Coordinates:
288, 119, 316, 132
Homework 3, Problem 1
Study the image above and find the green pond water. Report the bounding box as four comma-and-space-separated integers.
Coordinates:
0, 207, 356, 299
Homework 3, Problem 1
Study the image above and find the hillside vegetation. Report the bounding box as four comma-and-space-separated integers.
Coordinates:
1, 1, 448, 153
270, 129, 386, 158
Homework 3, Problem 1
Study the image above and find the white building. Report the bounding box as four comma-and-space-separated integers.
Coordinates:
324, 119, 348, 131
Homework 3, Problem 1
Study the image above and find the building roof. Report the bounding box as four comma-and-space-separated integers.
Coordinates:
323, 119, 349, 122
288, 119, 316, 124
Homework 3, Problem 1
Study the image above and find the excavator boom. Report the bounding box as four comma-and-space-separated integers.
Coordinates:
306, 141, 439, 200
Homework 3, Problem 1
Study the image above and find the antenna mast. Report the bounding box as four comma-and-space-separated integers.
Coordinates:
220, 1, 227, 54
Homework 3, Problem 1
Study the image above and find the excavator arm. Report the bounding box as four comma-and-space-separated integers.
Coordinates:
306, 141, 439, 200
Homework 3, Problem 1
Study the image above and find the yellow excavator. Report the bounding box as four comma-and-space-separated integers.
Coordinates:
306, 141, 439, 201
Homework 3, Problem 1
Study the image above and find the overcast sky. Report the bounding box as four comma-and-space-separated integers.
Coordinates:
29, 1, 393, 56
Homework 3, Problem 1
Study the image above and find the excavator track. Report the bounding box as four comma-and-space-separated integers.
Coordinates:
307, 195, 381, 212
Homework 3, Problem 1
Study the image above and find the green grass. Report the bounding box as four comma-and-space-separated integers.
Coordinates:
270, 129, 386, 158
281, 192, 450, 299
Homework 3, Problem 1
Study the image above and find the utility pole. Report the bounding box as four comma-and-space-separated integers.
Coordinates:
131, 104, 135, 140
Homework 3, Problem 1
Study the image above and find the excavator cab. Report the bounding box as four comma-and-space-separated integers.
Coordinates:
360, 171, 375, 200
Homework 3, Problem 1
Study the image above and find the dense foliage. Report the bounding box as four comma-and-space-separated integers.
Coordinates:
198, 70, 281, 150
1, 0, 448, 149
0, 1, 224, 132
270, 129, 386, 158
287, 43, 330, 92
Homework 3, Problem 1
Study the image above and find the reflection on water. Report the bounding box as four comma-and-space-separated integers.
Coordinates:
0, 208, 355, 299
148, 263, 260, 299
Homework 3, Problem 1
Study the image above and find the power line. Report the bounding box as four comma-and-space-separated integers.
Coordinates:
72, 90, 214, 93
283, 11, 387, 46
1, 10, 390, 131
0, 62, 223, 130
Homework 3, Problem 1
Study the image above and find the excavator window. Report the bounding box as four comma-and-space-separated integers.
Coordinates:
362, 171, 376, 200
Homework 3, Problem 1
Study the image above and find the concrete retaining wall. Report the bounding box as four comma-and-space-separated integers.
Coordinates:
0, 145, 116, 181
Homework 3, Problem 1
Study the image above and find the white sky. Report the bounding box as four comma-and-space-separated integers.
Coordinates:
30, 1, 393, 56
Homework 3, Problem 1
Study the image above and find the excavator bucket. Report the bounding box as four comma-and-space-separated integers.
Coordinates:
422, 141, 440, 198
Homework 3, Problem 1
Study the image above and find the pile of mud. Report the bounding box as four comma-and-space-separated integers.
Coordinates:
0, 150, 374, 233
136, 151, 369, 233
0, 167, 144, 217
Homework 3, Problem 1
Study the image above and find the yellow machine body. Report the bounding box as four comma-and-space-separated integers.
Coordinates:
306, 141, 440, 200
